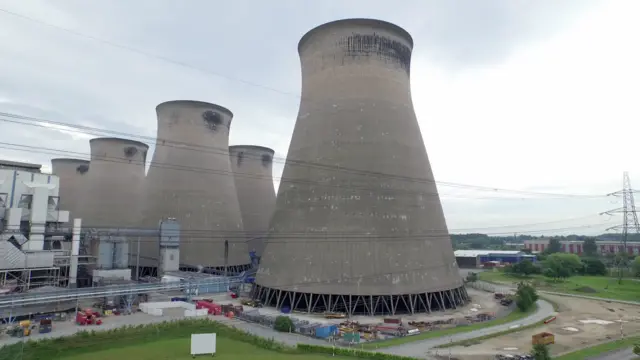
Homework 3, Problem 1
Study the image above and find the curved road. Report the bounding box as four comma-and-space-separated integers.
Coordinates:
378, 299, 555, 358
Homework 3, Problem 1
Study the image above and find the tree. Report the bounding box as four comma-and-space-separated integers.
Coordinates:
531, 343, 552, 360
543, 253, 582, 281
632, 256, 640, 277
581, 258, 607, 276
582, 237, 599, 257
274, 315, 295, 332
545, 238, 562, 254
634, 343, 640, 355
506, 259, 538, 277
465, 272, 478, 283
515, 282, 538, 312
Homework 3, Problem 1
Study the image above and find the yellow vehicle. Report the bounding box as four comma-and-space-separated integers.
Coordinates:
8, 321, 31, 337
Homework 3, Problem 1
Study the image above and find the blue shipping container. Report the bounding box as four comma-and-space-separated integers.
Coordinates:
315, 325, 338, 339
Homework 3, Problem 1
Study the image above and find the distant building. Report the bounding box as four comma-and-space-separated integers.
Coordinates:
454, 250, 536, 268
523, 238, 640, 255
0, 160, 42, 173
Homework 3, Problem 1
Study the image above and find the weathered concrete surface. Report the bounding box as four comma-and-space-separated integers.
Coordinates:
78, 137, 148, 230
229, 145, 276, 257
142, 101, 249, 268
51, 158, 90, 222
257, 18, 462, 296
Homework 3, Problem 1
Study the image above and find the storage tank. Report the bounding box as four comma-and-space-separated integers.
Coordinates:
229, 145, 276, 257
141, 100, 250, 271
79, 137, 148, 228
254, 19, 467, 315
50, 158, 90, 221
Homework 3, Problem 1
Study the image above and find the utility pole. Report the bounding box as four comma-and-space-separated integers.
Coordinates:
600, 172, 640, 284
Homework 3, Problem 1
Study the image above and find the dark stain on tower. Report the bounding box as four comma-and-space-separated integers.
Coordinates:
339, 32, 412, 73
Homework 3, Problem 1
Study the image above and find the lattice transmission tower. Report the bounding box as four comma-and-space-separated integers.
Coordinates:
602, 172, 640, 283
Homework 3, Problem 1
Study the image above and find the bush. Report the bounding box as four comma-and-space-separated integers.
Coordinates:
515, 282, 538, 312
0, 319, 293, 360
531, 343, 552, 359
298, 344, 416, 359
580, 258, 607, 276
274, 315, 295, 332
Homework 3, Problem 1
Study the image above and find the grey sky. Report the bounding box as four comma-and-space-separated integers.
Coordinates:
1, 0, 636, 235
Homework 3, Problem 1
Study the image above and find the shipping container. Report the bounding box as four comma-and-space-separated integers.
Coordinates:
315, 325, 338, 339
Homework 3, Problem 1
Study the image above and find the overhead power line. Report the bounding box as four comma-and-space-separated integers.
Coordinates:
8, 222, 612, 243
0, 112, 607, 200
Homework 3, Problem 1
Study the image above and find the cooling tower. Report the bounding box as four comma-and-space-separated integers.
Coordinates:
141, 100, 250, 271
51, 158, 90, 220
229, 145, 276, 257
254, 19, 467, 315
80, 138, 148, 229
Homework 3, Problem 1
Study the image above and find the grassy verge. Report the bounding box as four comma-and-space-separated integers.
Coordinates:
554, 336, 640, 360
478, 271, 640, 302
433, 314, 555, 349
361, 305, 537, 350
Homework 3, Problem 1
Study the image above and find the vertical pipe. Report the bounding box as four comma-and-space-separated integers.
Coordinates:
68, 218, 81, 288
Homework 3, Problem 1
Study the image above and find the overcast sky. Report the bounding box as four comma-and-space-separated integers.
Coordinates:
0, 0, 638, 236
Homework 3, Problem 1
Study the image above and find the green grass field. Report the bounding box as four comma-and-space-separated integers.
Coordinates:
478, 271, 640, 302
554, 336, 640, 360
59, 337, 349, 360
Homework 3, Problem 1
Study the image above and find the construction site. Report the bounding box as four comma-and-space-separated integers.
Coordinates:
0, 15, 638, 360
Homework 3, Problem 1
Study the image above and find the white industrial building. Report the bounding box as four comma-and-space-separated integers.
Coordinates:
0, 160, 81, 291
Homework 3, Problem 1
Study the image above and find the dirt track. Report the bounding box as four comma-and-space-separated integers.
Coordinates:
446, 294, 640, 359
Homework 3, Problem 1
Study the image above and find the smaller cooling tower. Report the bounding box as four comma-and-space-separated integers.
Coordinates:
229, 145, 276, 256
51, 158, 90, 221
79, 137, 148, 229
142, 100, 250, 271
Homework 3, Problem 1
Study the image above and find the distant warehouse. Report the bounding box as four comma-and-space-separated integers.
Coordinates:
454, 250, 536, 269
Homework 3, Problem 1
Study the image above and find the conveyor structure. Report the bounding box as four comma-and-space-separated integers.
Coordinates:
0, 276, 243, 308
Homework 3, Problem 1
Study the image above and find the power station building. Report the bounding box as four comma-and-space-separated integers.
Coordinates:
253, 19, 467, 315
51, 158, 90, 221
229, 145, 276, 257
142, 101, 250, 272
0, 160, 74, 291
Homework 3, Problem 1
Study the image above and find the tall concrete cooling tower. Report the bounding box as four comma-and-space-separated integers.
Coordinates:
229, 145, 276, 257
254, 19, 467, 315
80, 137, 148, 229
51, 158, 90, 221
142, 101, 250, 271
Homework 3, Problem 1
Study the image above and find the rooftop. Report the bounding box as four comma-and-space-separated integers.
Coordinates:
454, 250, 525, 257
0, 159, 42, 172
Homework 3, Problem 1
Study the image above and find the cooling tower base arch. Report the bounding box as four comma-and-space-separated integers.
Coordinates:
251, 285, 470, 316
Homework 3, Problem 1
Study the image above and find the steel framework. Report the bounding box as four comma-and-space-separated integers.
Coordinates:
0, 276, 243, 308
602, 171, 640, 282
251, 285, 469, 316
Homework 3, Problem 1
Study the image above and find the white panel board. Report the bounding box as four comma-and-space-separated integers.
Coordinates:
191, 333, 216, 356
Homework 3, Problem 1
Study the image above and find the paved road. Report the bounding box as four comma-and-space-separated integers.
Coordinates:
377, 298, 555, 358
588, 347, 637, 360
474, 280, 640, 306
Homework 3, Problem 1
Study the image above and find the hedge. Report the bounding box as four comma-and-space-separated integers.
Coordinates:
0, 318, 293, 360
298, 344, 418, 360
